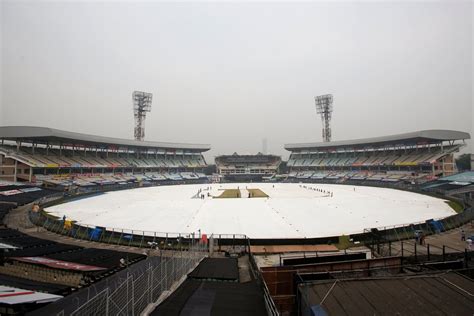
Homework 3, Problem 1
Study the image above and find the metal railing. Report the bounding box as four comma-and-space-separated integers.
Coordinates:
358, 205, 474, 246
62, 242, 207, 316
30, 208, 249, 251
247, 239, 280, 316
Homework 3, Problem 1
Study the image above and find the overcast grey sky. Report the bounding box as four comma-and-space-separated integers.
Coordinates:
1, 1, 472, 161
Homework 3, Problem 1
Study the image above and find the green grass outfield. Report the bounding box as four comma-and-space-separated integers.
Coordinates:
445, 200, 464, 213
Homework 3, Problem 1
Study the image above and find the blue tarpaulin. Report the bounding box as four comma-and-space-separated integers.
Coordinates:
310, 305, 328, 316
122, 234, 133, 240
427, 219, 444, 233
89, 228, 102, 241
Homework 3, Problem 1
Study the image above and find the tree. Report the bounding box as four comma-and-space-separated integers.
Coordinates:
455, 154, 471, 171
203, 164, 216, 175
279, 161, 288, 174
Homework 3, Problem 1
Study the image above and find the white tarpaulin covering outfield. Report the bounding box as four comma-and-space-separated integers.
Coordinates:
45, 183, 456, 239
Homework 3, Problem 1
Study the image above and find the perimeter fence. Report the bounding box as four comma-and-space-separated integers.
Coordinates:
71, 244, 206, 316
29, 184, 474, 250
355, 205, 474, 245
41, 241, 207, 316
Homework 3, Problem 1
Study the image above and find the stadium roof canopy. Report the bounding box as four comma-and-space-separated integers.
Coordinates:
0, 126, 210, 151
298, 272, 474, 315
438, 171, 474, 183
285, 130, 470, 151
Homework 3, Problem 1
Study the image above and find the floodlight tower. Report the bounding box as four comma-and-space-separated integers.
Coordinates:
315, 94, 333, 142
132, 91, 153, 141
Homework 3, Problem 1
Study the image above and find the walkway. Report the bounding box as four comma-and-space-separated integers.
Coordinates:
151, 256, 267, 316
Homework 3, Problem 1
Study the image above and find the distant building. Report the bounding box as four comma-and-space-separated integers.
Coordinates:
215, 153, 281, 181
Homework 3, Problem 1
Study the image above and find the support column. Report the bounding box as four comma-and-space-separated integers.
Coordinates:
13, 160, 17, 182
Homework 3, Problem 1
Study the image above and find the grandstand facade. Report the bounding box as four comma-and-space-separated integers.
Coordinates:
215, 153, 281, 181
285, 130, 470, 182
0, 126, 210, 185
